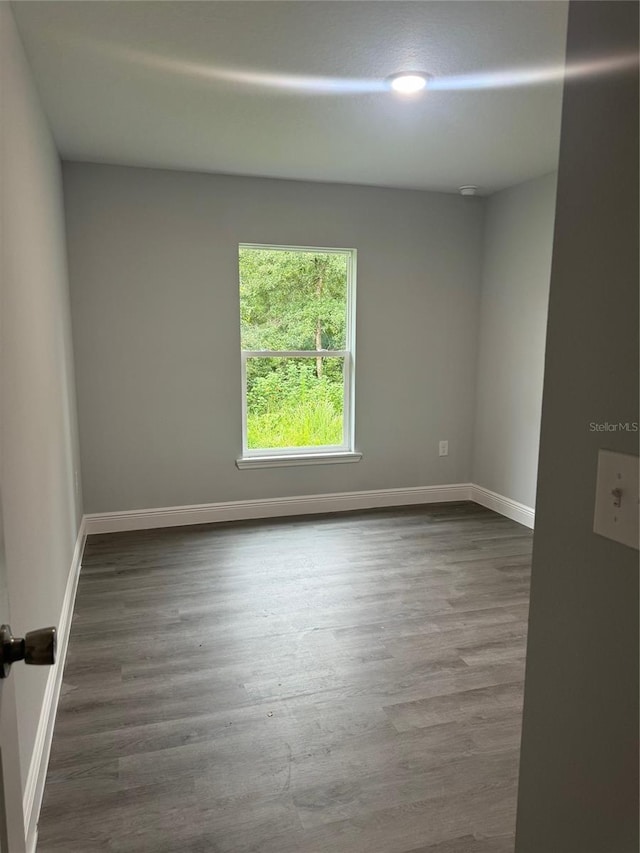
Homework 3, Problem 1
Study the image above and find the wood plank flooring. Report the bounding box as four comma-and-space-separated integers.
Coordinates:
37, 502, 532, 853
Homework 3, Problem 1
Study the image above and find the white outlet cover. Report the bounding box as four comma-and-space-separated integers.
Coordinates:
593, 450, 639, 550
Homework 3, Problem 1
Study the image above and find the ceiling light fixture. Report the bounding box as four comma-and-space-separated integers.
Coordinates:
387, 72, 431, 95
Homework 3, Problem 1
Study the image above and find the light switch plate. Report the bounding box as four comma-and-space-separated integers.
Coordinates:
593, 450, 639, 550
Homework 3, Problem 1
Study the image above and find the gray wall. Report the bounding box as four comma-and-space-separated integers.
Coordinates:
0, 5, 82, 794
473, 173, 557, 509
63, 164, 485, 513
515, 2, 639, 851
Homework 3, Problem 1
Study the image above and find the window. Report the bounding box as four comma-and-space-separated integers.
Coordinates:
237, 244, 359, 468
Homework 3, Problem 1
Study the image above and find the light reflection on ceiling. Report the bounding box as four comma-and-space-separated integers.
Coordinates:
122, 47, 638, 96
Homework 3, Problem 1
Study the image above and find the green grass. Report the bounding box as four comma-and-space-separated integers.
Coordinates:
247, 398, 343, 449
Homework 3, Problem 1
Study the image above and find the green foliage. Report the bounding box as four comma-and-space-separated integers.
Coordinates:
247, 398, 343, 449
240, 248, 348, 449
239, 248, 348, 350
246, 359, 343, 448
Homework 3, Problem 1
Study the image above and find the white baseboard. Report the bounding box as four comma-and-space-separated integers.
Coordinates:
23, 517, 87, 853
84, 484, 474, 534
470, 484, 535, 529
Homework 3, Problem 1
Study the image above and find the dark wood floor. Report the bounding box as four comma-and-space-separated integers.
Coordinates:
37, 502, 532, 853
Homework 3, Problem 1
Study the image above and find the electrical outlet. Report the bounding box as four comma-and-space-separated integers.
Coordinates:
439, 440, 449, 457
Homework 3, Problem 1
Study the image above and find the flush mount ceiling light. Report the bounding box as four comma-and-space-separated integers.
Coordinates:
387, 72, 431, 95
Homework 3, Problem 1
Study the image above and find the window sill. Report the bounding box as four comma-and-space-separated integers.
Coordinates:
236, 451, 362, 470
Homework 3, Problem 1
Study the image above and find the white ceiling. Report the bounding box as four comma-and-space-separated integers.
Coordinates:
12, 1, 568, 194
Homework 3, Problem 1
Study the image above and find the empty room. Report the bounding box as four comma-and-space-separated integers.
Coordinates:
1, 2, 637, 852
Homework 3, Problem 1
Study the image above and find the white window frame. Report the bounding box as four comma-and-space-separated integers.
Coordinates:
238, 243, 359, 468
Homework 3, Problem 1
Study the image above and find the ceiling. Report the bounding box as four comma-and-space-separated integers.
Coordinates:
12, 1, 569, 194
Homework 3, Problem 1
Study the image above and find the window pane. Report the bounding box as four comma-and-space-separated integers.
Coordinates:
240, 248, 348, 351
246, 357, 344, 450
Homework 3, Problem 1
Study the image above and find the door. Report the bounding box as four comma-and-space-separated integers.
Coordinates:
0, 487, 26, 853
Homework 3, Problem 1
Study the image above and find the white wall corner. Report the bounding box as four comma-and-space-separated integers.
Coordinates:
23, 518, 87, 853
470, 483, 535, 529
